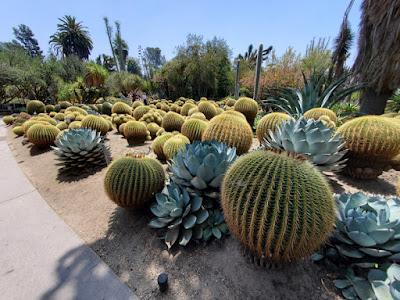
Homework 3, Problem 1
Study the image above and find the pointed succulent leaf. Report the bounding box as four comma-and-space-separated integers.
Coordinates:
179, 229, 193, 246
183, 215, 197, 229
165, 226, 180, 249
348, 231, 377, 247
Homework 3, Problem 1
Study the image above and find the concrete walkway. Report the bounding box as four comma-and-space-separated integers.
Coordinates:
0, 121, 137, 300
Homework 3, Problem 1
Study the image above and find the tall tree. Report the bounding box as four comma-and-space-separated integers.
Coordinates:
103, 17, 119, 72
141, 47, 165, 79
353, 0, 400, 114
127, 57, 141, 75
113, 21, 128, 72
49, 15, 93, 60
12, 24, 42, 58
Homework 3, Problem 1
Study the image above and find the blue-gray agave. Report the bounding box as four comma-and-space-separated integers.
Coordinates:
169, 141, 237, 198
149, 183, 209, 248
201, 209, 228, 241
316, 192, 400, 264
52, 128, 109, 172
263, 117, 347, 172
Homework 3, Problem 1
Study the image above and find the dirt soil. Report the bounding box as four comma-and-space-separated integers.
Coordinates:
7, 128, 399, 299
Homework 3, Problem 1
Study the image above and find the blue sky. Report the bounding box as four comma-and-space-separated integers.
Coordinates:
0, 0, 362, 63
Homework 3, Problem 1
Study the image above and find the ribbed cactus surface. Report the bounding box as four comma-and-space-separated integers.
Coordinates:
202, 114, 253, 155
123, 121, 148, 145
26, 100, 45, 115
163, 135, 190, 160
161, 112, 184, 132
198, 101, 217, 120
234, 97, 258, 125
112, 101, 132, 115
221, 149, 335, 262
304, 108, 337, 123
81, 115, 109, 135
104, 154, 165, 208
256, 112, 292, 142
27, 123, 60, 147
181, 118, 208, 142
152, 133, 174, 160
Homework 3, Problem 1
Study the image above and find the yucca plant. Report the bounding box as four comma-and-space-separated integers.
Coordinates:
263, 72, 364, 117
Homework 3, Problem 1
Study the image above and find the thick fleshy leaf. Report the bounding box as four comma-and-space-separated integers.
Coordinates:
170, 208, 183, 218
196, 164, 214, 183
212, 227, 222, 239
370, 281, 392, 300
348, 231, 377, 247
387, 264, 400, 282
336, 245, 364, 258
193, 226, 203, 240
149, 219, 167, 229
352, 278, 375, 300
359, 248, 392, 257
190, 176, 208, 190
390, 281, 400, 300
369, 229, 395, 244
165, 226, 180, 249
196, 209, 209, 224
334, 279, 351, 289
179, 229, 193, 246
183, 215, 197, 229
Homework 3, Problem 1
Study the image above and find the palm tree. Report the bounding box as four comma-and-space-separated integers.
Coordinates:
49, 15, 93, 60
353, 0, 400, 114
103, 17, 119, 72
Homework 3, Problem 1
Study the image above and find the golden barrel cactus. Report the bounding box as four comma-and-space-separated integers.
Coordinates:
256, 112, 293, 142
304, 108, 337, 123
234, 97, 258, 125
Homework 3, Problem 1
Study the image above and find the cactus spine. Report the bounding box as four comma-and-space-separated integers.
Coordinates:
221, 150, 335, 262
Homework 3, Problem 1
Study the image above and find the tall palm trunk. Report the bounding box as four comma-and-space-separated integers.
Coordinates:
353, 0, 400, 114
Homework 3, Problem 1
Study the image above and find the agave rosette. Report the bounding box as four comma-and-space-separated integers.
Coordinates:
169, 141, 237, 198
263, 117, 347, 172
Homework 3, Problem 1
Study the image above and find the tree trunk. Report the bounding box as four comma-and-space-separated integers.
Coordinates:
359, 87, 391, 115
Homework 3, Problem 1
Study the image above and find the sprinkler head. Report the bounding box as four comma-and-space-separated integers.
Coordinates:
157, 273, 168, 292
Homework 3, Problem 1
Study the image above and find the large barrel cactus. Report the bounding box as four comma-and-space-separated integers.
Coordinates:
170, 141, 237, 198
234, 97, 258, 125
52, 128, 108, 172
112, 101, 132, 115
181, 118, 208, 142
336, 116, 400, 179
198, 101, 217, 120
263, 117, 347, 172
104, 153, 165, 208
221, 149, 335, 262
256, 112, 293, 142
123, 121, 148, 145
133, 105, 151, 120
81, 115, 109, 135
202, 114, 253, 155
27, 123, 60, 147
181, 103, 197, 116
26, 100, 45, 115
161, 111, 184, 132
152, 133, 174, 160
163, 135, 190, 160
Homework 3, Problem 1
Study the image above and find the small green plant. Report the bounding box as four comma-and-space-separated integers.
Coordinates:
149, 183, 209, 248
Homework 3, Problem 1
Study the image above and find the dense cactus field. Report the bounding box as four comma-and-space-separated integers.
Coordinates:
4, 96, 400, 299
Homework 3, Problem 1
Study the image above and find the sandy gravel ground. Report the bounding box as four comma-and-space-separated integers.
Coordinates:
7, 128, 399, 299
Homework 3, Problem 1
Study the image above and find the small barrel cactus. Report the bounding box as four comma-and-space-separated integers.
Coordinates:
147, 122, 161, 139
52, 128, 108, 172
81, 115, 109, 135
149, 182, 209, 248
234, 97, 258, 125
263, 117, 348, 172
163, 135, 190, 160
161, 112, 184, 132
104, 153, 165, 208
65, 106, 88, 116
221, 149, 335, 262
3, 115, 15, 125
304, 108, 337, 123
170, 141, 237, 198
112, 101, 132, 115
12, 126, 24, 136
152, 133, 174, 160
27, 123, 60, 147
256, 112, 293, 142
69, 121, 82, 129
26, 100, 45, 115
198, 101, 217, 120
101, 102, 113, 115
56, 122, 69, 131
45, 104, 55, 113
202, 114, 253, 155
181, 118, 208, 142
132, 100, 144, 109
336, 116, 400, 179
123, 121, 148, 145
